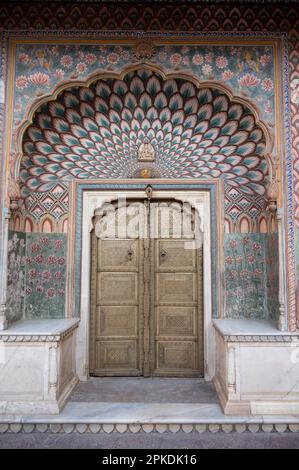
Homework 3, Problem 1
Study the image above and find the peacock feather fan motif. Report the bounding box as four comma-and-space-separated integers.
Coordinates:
21, 70, 267, 197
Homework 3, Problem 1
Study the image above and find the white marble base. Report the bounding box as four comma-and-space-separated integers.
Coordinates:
0, 401, 298, 435
0, 319, 79, 415
213, 320, 299, 415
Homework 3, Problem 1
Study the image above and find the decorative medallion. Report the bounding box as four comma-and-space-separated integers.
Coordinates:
138, 138, 155, 162
133, 41, 156, 62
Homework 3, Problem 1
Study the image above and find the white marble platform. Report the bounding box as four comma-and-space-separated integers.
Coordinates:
0, 402, 299, 425
213, 319, 299, 338
0, 319, 79, 337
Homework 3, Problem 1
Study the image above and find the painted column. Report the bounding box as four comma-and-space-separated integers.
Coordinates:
0, 209, 10, 330
277, 209, 287, 331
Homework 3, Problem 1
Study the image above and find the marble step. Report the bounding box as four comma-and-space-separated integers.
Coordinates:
0, 402, 299, 434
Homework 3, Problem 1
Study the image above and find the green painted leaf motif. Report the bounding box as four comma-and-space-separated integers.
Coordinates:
23, 141, 36, 153
242, 157, 259, 168
95, 82, 111, 100
180, 82, 195, 100
53, 118, 70, 133
113, 80, 128, 97
221, 121, 238, 136
65, 109, 81, 124
163, 79, 178, 98
48, 153, 65, 163
28, 167, 44, 176
154, 92, 167, 111
71, 124, 88, 139
197, 88, 212, 106
64, 92, 80, 109
83, 118, 98, 132
36, 142, 53, 155
49, 102, 65, 118
130, 76, 144, 99
213, 95, 229, 113
198, 104, 213, 121
228, 104, 243, 120
147, 76, 160, 97
79, 87, 94, 103
239, 115, 255, 132
204, 128, 220, 141
80, 102, 94, 118
236, 142, 256, 156
210, 112, 227, 128
38, 114, 52, 130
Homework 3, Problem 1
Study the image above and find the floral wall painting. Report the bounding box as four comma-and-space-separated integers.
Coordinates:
24, 233, 67, 319
225, 233, 279, 320
6, 36, 281, 324
6, 231, 26, 324
6, 231, 67, 322
14, 43, 275, 131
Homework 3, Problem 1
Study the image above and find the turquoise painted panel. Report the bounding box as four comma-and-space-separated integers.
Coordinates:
6, 231, 26, 324
225, 234, 267, 319
24, 233, 67, 318
225, 233, 279, 320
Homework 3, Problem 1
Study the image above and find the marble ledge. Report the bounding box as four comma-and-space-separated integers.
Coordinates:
0, 402, 299, 425
0, 318, 79, 342
213, 319, 299, 342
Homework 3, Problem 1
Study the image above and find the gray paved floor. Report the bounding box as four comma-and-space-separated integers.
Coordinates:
70, 377, 219, 403
0, 431, 299, 449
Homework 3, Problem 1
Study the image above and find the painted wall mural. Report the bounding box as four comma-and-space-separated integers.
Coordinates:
14, 43, 275, 130
225, 233, 279, 320
6, 231, 26, 324
2, 4, 299, 326
0, 2, 296, 326
6, 231, 67, 321
24, 233, 67, 319
20, 70, 268, 197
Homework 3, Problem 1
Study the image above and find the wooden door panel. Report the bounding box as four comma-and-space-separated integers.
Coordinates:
156, 341, 198, 376
96, 340, 138, 374
157, 306, 196, 337
96, 306, 138, 337
90, 205, 143, 376
97, 272, 138, 305
156, 273, 197, 304
97, 239, 138, 271
156, 240, 197, 271
90, 200, 203, 378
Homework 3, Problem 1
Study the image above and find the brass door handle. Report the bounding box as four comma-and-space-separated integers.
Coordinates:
160, 249, 167, 260
127, 248, 134, 261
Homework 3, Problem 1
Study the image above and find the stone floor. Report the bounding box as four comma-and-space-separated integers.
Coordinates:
1, 378, 298, 448
69, 377, 219, 403
1, 431, 299, 449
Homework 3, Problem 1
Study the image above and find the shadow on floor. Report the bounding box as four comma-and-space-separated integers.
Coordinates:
69, 377, 219, 404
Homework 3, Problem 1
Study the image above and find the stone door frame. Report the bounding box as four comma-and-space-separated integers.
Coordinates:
75, 184, 216, 382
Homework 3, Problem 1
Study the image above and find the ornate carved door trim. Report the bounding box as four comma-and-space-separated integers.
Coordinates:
90, 197, 204, 377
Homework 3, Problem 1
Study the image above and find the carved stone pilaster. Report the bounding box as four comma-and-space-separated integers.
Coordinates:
277, 209, 287, 331
7, 181, 21, 212
266, 160, 278, 213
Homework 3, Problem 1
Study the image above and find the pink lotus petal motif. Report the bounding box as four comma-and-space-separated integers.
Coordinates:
16, 75, 28, 89
28, 72, 50, 87
238, 73, 260, 87
222, 70, 234, 81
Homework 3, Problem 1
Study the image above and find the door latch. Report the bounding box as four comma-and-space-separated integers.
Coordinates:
127, 248, 134, 261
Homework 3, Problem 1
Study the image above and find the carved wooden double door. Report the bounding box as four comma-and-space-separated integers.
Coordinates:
90, 199, 203, 377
